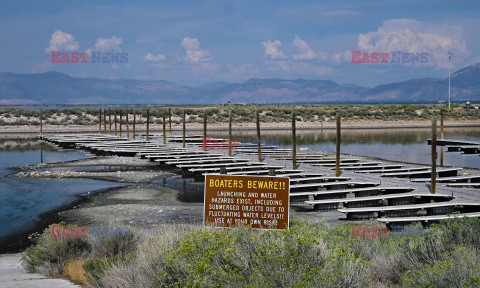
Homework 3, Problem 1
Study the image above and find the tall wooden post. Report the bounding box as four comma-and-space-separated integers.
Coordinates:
40, 142, 43, 164
169, 107, 172, 133
103, 109, 107, 134
182, 109, 186, 148
108, 108, 112, 135
114, 109, 117, 136
431, 117, 437, 194
228, 109, 232, 156
98, 109, 102, 133
146, 109, 150, 141
203, 110, 207, 151
126, 110, 129, 138
335, 112, 341, 177
119, 109, 123, 137
40, 108, 43, 134
292, 110, 297, 170
440, 109, 444, 166
163, 111, 166, 145
133, 111, 136, 139
440, 109, 444, 139
256, 109, 262, 162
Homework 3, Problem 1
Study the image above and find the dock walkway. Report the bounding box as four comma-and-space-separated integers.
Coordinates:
41, 133, 480, 227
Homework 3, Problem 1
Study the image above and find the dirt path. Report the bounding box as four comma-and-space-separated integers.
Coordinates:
0, 253, 80, 288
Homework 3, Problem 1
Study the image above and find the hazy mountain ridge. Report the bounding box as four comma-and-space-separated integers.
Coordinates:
0, 63, 479, 104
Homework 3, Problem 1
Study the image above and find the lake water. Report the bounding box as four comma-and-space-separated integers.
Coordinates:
209, 127, 480, 169
1, 128, 479, 251
0, 139, 124, 251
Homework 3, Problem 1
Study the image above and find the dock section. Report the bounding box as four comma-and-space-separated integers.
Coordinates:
41, 133, 480, 227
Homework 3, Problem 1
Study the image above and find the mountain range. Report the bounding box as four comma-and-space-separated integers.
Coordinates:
0, 63, 479, 105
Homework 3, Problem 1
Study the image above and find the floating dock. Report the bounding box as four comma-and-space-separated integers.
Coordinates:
40, 133, 480, 227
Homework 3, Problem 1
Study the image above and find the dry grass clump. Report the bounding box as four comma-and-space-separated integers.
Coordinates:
65, 259, 88, 284
22, 218, 480, 287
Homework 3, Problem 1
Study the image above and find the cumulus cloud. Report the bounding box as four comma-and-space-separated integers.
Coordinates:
262, 40, 285, 59
93, 36, 123, 52
332, 50, 352, 64
266, 60, 332, 76
45, 30, 79, 53
31, 61, 52, 73
224, 63, 260, 81
181, 37, 211, 63
357, 19, 469, 68
143, 53, 166, 62
292, 36, 318, 60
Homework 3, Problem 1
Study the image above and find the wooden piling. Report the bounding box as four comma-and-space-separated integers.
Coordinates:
431, 117, 437, 194
269, 169, 276, 176
256, 109, 262, 162
133, 111, 136, 139
126, 110, 129, 139
292, 110, 297, 170
119, 109, 122, 137
169, 107, 172, 133
228, 109, 232, 156
103, 109, 107, 134
182, 109, 186, 148
440, 109, 444, 166
114, 110, 117, 136
440, 109, 444, 140
108, 108, 112, 135
40, 108, 43, 134
146, 109, 150, 141
40, 142, 43, 164
203, 110, 207, 151
98, 109, 102, 133
335, 112, 341, 177
163, 111, 166, 144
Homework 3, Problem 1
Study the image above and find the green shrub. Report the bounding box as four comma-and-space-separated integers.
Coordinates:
21, 224, 89, 277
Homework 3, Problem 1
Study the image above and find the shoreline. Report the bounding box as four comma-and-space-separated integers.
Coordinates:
0, 185, 121, 254
1, 119, 479, 134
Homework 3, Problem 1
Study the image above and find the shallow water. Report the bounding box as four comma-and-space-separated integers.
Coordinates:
1, 128, 479, 250
209, 127, 480, 169
0, 140, 124, 250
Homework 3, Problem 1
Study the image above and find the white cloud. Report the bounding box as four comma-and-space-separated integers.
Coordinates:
190, 62, 220, 81
332, 50, 352, 64
262, 40, 285, 59
292, 36, 317, 60
181, 37, 211, 63
93, 36, 123, 52
31, 61, 52, 73
357, 19, 469, 68
225, 63, 260, 81
45, 30, 79, 53
266, 60, 332, 76
143, 53, 166, 62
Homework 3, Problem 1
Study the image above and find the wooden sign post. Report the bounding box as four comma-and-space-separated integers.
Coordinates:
204, 175, 290, 230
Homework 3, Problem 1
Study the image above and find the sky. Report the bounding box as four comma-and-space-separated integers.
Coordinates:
1, 0, 479, 87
